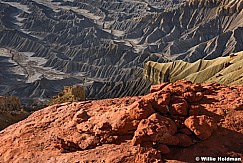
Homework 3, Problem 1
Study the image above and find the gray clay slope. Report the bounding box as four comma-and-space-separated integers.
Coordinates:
0, 0, 243, 106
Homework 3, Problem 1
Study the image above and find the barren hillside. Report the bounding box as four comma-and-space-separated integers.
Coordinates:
1, 0, 243, 106
144, 51, 243, 85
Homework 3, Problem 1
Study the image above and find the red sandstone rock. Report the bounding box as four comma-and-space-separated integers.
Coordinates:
76, 122, 94, 133
0, 81, 243, 163
190, 84, 203, 92
53, 137, 80, 153
178, 128, 193, 135
175, 133, 193, 147
128, 99, 155, 120
132, 113, 177, 146
184, 115, 217, 140
171, 85, 186, 96
195, 92, 204, 101
202, 87, 214, 94
135, 148, 162, 163
183, 91, 204, 103
156, 92, 170, 106
224, 111, 243, 133
77, 134, 100, 150
150, 82, 169, 93
139, 141, 154, 148
174, 80, 193, 86
189, 104, 200, 116
72, 109, 90, 123
170, 96, 188, 116
144, 92, 170, 114
159, 134, 179, 146
174, 80, 193, 92
161, 83, 174, 93
155, 144, 170, 154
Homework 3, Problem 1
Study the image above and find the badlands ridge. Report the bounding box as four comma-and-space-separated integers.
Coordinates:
0, 0, 243, 105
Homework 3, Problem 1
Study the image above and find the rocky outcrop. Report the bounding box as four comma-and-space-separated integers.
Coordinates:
144, 51, 243, 85
48, 85, 85, 106
0, 96, 21, 111
184, 115, 217, 140
0, 81, 242, 162
0, 96, 30, 130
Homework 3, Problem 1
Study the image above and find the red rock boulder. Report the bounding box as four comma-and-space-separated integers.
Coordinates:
175, 133, 193, 147
150, 82, 169, 93
135, 148, 162, 163
73, 109, 90, 123
190, 84, 203, 92
132, 113, 178, 146
128, 99, 155, 120
184, 115, 217, 140
155, 144, 170, 154
144, 91, 170, 114
183, 91, 204, 103
170, 96, 189, 116
188, 104, 200, 116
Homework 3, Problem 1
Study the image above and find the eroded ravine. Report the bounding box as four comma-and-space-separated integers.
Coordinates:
0, 0, 243, 106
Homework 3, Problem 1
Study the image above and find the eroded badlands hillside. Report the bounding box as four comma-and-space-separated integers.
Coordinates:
144, 51, 243, 85
0, 0, 243, 106
0, 81, 242, 162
